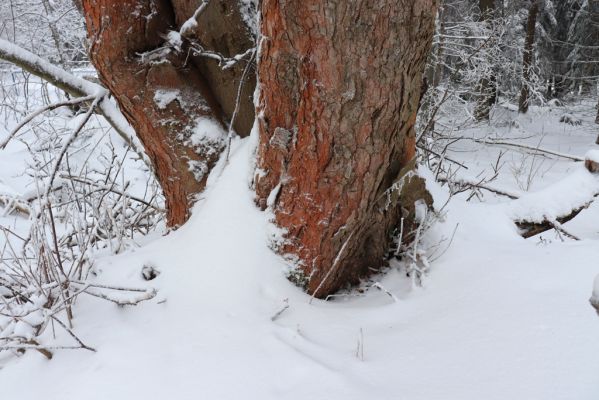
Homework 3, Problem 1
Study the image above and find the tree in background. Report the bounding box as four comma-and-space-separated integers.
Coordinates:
474, 0, 497, 121
0, 0, 87, 69
518, 0, 540, 113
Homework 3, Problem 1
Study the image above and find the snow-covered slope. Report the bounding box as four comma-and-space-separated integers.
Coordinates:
1, 130, 598, 399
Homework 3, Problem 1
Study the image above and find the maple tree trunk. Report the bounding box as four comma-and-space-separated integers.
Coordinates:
254, 0, 437, 297
518, 0, 540, 114
81, 0, 255, 226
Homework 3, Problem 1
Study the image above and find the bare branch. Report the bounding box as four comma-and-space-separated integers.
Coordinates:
0, 38, 148, 165
0, 95, 96, 150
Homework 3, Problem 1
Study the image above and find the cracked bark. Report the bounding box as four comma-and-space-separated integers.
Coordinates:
255, 0, 437, 297
81, 0, 255, 226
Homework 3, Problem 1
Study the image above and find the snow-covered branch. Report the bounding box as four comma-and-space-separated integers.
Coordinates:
0, 38, 148, 165
180, 0, 210, 38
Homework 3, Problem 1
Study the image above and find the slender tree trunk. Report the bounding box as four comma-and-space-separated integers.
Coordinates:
427, 3, 447, 89
41, 0, 66, 68
254, 0, 437, 297
518, 0, 540, 114
474, 0, 496, 122
81, 0, 255, 226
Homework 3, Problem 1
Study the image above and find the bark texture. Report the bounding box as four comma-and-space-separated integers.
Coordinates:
255, 1, 437, 297
82, 0, 255, 226
171, 0, 256, 136
518, 0, 540, 114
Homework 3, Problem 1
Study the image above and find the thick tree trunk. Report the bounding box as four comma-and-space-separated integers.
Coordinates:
474, 0, 496, 122
518, 0, 540, 114
81, 0, 255, 226
254, 1, 437, 297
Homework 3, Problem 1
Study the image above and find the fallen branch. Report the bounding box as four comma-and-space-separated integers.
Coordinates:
545, 216, 580, 241
515, 203, 589, 239
417, 144, 469, 170
473, 138, 583, 162
438, 176, 520, 199
0, 194, 31, 216
80, 287, 157, 306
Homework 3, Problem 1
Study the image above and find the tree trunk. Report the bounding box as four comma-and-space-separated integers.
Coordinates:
81, 0, 255, 227
427, 2, 447, 89
474, 0, 496, 122
254, 0, 437, 297
170, 0, 257, 136
518, 0, 540, 114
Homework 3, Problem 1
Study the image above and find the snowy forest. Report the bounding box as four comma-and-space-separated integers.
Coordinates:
0, 0, 598, 398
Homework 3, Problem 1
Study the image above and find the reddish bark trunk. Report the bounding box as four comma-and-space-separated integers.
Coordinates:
82, 0, 255, 226
255, 1, 437, 297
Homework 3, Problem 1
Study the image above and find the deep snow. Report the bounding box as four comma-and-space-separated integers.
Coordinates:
1, 99, 599, 398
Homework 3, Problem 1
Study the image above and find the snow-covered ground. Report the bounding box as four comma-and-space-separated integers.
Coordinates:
1, 98, 598, 399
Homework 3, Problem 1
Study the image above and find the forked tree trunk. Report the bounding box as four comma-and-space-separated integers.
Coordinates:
254, 0, 437, 297
169, 0, 256, 136
518, 0, 540, 114
474, 0, 496, 122
81, 0, 255, 226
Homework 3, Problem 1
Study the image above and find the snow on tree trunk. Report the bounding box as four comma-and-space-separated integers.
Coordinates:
254, 0, 437, 297
81, 0, 255, 227
170, 0, 257, 136
474, 0, 496, 122
426, 3, 447, 90
518, 0, 540, 114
